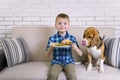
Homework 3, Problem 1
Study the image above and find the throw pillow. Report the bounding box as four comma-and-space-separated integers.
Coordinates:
0, 37, 29, 67
104, 36, 120, 68
0, 49, 7, 71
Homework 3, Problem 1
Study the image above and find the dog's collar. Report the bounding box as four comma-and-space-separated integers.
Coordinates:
97, 37, 103, 49
88, 37, 103, 49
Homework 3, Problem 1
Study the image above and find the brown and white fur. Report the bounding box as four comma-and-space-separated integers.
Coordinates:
82, 27, 105, 73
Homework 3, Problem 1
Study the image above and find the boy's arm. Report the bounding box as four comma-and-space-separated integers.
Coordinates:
46, 42, 57, 57
46, 37, 54, 57
72, 43, 83, 56
45, 46, 54, 57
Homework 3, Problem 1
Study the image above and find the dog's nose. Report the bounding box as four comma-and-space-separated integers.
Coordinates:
82, 40, 86, 46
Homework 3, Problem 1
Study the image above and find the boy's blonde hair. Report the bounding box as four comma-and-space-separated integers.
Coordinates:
55, 13, 70, 22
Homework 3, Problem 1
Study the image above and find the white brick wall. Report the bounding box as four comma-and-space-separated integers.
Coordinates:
0, 0, 120, 38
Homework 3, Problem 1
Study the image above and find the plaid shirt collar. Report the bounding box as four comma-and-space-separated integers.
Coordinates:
56, 31, 69, 39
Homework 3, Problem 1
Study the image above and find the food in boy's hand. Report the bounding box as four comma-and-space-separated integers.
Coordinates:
51, 43, 63, 46
51, 39, 72, 47
61, 39, 72, 45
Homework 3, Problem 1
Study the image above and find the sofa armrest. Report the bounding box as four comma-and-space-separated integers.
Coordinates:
0, 48, 7, 71
0, 48, 5, 63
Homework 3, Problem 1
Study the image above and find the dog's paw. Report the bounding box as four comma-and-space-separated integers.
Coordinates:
99, 59, 104, 73
87, 63, 92, 71
99, 67, 104, 73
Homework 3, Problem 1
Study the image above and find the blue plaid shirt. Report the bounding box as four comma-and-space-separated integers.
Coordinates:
46, 31, 79, 66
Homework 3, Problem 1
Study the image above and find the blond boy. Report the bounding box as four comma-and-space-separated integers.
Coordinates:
46, 13, 82, 80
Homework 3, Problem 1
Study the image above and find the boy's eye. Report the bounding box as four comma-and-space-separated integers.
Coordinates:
64, 23, 67, 25
58, 22, 67, 25
58, 23, 62, 25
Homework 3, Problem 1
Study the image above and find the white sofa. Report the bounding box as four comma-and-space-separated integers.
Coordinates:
0, 27, 120, 80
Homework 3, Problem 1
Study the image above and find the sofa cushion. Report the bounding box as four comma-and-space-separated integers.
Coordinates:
0, 37, 29, 67
0, 62, 120, 80
104, 37, 120, 68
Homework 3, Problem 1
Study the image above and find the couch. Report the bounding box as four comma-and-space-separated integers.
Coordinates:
0, 27, 120, 80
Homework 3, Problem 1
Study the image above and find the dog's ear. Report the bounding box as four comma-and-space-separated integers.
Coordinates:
83, 34, 85, 38
83, 29, 87, 38
91, 34, 100, 47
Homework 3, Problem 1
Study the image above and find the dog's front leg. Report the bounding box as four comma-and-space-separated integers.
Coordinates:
99, 59, 104, 73
87, 53, 92, 71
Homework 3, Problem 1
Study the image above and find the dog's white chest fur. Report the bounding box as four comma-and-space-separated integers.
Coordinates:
87, 46, 101, 59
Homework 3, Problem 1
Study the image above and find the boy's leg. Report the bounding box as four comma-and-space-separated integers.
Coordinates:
47, 64, 62, 80
63, 63, 77, 80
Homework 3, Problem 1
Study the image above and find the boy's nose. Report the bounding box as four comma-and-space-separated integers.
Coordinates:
61, 23, 64, 26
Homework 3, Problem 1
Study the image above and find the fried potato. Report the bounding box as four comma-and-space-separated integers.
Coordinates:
61, 39, 72, 45
50, 39, 72, 47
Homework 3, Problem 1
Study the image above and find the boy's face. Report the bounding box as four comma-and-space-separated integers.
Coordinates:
55, 17, 70, 33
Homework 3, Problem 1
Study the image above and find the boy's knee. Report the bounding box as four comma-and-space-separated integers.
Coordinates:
48, 71, 59, 79
66, 72, 76, 80
51, 72, 58, 76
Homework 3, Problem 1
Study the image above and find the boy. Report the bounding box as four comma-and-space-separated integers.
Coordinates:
45, 13, 82, 80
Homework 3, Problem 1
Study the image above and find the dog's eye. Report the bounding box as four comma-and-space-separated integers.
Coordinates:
88, 35, 94, 38
88, 36, 92, 38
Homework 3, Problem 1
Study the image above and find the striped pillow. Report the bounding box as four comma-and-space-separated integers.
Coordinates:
104, 37, 120, 68
0, 37, 29, 67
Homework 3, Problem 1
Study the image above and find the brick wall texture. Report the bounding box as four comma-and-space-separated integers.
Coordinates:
0, 0, 120, 38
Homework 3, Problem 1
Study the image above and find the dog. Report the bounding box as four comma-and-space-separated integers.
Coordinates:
82, 27, 105, 73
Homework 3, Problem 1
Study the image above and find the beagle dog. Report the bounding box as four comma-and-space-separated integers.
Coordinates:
82, 27, 105, 73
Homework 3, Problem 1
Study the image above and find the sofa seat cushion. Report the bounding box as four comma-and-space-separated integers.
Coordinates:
0, 62, 49, 80
0, 62, 120, 80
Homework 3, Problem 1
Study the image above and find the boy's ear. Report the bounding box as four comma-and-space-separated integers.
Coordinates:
55, 24, 57, 27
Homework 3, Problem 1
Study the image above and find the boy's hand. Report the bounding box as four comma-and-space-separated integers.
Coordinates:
50, 42, 56, 48
72, 43, 83, 56
71, 43, 77, 50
